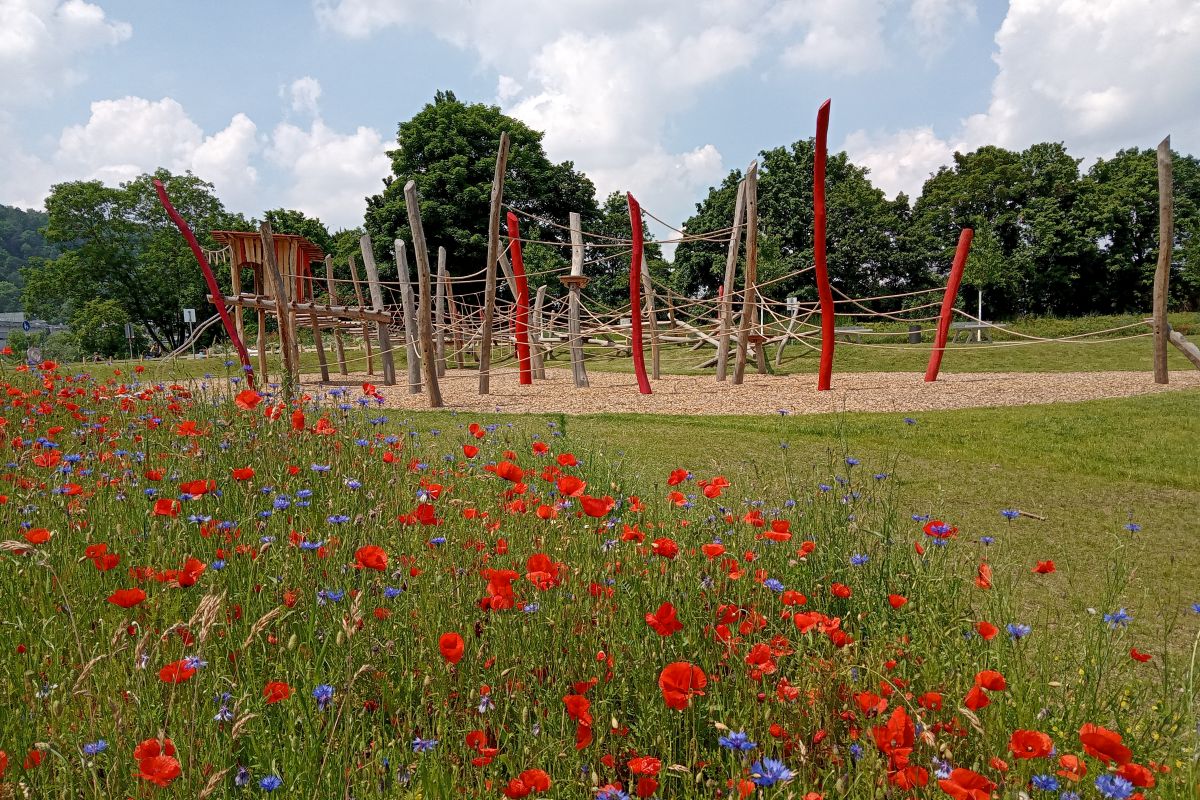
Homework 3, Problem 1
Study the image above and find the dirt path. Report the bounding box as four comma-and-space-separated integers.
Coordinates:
302, 368, 1200, 416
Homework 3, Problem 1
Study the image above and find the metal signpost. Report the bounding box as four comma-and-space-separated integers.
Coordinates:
183, 308, 197, 358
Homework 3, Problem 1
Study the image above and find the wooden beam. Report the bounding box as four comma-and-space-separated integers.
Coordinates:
435, 246, 448, 378
403, 180, 444, 407
347, 253, 374, 375
566, 211, 589, 387
1168, 328, 1200, 370
530, 284, 547, 379
359, 235, 397, 386
733, 162, 759, 385
1153, 135, 1173, 384
259, 222, 297, 399
395, 240, 422, 393
640, 250, 661, 379
324, 256, 348, 375
446, 272, 465, 369
480, 132, 510, 395
309, 309, 330, 382
716, 176, 747, 381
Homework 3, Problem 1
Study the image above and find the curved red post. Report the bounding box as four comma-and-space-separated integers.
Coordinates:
924, 228, 974, 382
505, 212, 533, 385
153, 179, 255, 388
626, 193, 652, 395
814, 98, 835, 392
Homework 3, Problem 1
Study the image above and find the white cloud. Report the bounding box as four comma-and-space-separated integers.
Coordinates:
908, 0, 977, 58
0, 0, 131, 102
266, 118, 390, 229
842, 126, 961, 199
774, 0, 891, 74
286, 76, 323, 116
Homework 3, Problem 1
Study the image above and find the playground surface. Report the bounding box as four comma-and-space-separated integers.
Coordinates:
303, 367, 1200, 415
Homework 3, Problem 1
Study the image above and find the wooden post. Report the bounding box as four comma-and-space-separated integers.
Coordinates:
733, 163, 759, 385
775, 304, 799, 367
394, 241, 422, 393
1168, 328, 1200, 369
324, 256, 348, 375
626, 193, 652, 395
641, 250, 661, 379
480, 132, 510, 395
309, 309, 330, 382
446, 274, 465, 369
813, 99, 836, 391
358, 235, 397, 386
259, 222, 297, 400
924, 229, 974, 382
230, 260, 245, 350
403, 180, 444, 407
347, 254, 374, 375
254, 266, 268, 384
435, 246, 448, 378
531, 284, 547, 379
1153, 135, 1173, 385
717, 177, 747, 381
564, 211, 589, 387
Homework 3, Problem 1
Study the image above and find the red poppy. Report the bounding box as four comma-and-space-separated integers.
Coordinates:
1078, 723, 1132, 765
1115, 762, 1155, 788
1057, 754, 1087, 782
701, 542, 725, 559
354, 545, 388, 571
556, 475, 586, 497
502, 768, 552, 798
262, 681, 292, 703
830, 582, 851, 599
976, 621, 999, 640
974, 563, 992, 589
658, 661, 706, 710
974, 669, 1007, 691
290, 409, 305, 431
667, 468, 689, 486
232, 467, 255, 481
887, 594, 908, 609
152, 498, 180, 518
937, 768, 995, 800
1129, 647, 1151, 663
963, 685, 990, 711
463, 444, 479, 459
650, 537, 679, 559
917, 691, 943, 711
24, 528, 51, 545
108, 588, 147, 608
557, 453, 577, 467
645, 602, 683, 637
1032, 560, 1056, 574
136, 754, 181, 787
158, 660, 196, 684
439, 632, 465, 664
180, 479, 217, 497
579, 494, 615, 517
1008, 729, 1053, 759
563, 694, 593, 725
177, 557, 206, 587
234, 389, 262, 410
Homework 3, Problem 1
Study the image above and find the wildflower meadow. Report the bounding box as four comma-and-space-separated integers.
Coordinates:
0, 360, 1196, 799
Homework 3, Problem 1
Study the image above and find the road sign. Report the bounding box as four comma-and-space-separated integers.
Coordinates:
786, 297, 799, 314
22, 320, 30, 332
124, 322, 134, 339
183, 308, 197, 324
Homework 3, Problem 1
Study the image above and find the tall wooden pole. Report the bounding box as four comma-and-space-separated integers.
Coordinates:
480, 132, 510, 395
309, 309, 329, 383
358, 235, 397, 386
1153, 135, 1173, 385
446, 274, 465, 369
435, 246, 448, 378
394, 241, 422, 393
641, 249, 661, 379
563, 211, 589, 387
716, 177, 747, 381
324, 255, 348, 375
924, 229, 974, 382
626, 193, 652, 395
403, 180, 444, 407
347, 254, 374, 375
733, 163, 759, 385
505, 212, 533, 385
531, 284, 547, 379
259, 222, 297, 400
814, 99, 836, 391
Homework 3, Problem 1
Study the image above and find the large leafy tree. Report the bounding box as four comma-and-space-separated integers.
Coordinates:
0, 205, 56, 312
23, 169, 250, 349
364, 91, 600, 289
263, 208, 334, 254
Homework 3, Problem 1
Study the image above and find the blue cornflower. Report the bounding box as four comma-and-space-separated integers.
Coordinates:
235, 766, 250, 787
311, 464, 331, 472
184, 655, 207, 670
313, 684, 334, 711
327, 515, 350, 524
1104, 608, 1133, 629
259, 774, 282, 791
903, 417, 917, 424
1059, 793, 1081, 800
845, 457, 859, 467
384, 586, 403, 599
1192, 602, 1200, 614
596, 789, 629, 800
272, 495, 290, 510
1124, 522, 1141, 532
851, 553, 869, 565
718, 731, 757, 751
344, 479, 362, 490
1094, 773, 1134, 799
1032, 774, 1059, 792
412, 737, 438, 753
750, 757, 793, 787
1001, 509, 1021, 520
1006, 623, 1031, 640
82, 739, 107, 755
980, 536, 995, 545
849, 743, 863, 762
762, 578, 784, 593
478, 694, 495, 713
300, 540, 324, 550
429, 537, 446, 546
210, 559, 226, 570
317, 589, 344, 604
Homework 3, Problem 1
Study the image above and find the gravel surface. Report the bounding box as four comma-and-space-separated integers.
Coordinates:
304, 368, 1200, 416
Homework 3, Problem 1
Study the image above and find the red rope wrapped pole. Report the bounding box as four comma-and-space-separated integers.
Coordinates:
153, 179, 255, 389
814, 98, 835, 391
505, 212, 533, 385
626, 193, 653, 395
924, 228, 974, 383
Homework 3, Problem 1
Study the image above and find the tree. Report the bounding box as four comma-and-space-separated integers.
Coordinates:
70, 298, 132, 358
23, 169, 251, 349
263, 208, 334, 254
364, 91, 600, 290
0, 204, 57, 313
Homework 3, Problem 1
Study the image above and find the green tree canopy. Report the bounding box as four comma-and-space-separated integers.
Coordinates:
0, 204, 57, 313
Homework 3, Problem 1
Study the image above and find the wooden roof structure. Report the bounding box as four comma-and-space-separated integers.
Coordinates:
211, 230, 325, 301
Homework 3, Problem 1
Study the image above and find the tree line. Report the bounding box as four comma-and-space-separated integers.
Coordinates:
7, 90, 1197, 357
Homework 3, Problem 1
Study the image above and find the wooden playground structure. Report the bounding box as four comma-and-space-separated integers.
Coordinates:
154, 102, 1199, 407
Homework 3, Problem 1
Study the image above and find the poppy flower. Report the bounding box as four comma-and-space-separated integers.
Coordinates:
1115, 762, 1155, 788
887, 594, 908, 609
579, 494, 615, 518
152, 498, 180, 518
1057, 754, 1087, 782
1008, 729, 1053, 759
658, 661, 706, 710
645, 602, 683, 637
938, 767, 995, 800
556, 475, 586, 497
1032, 560, 1056, 574
976, 621, 999, 640
439, 632, 465, 664
108, 588, 147, 608
232, 467, 255, 481
701, 542, 726, 559
831, 582, 851, 599
1078, 723, 1132, 765
354, 545, 388, 571
23, 528, 51, 545
234, 389, 262, 410
650, 537, 679, 559
502, 769, 552, 798
974, 669, 1007, 691
158, 660, 196, 684
136, 754, 181, 787
974, 563, 992, 589
563, 694, 593, 725
667, 468, 689, 486
963, 685, 990, 711
1129, 647, 1151, 662
177, 557, 206, 587
463, 444, 479, 459
262, 681, 292, 703
557, 453, 577, 467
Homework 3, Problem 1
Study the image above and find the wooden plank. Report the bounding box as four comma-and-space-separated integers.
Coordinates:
435, 246, 448, 378
395, 240, 422, 393
445, 271, 465, 369
253, 265, 267, 385
640, 251, 661, 379
358, 235, 397, 386
733, 162, 759, 385
324, 256, 348, 374
347, 253, 374, 375
717, 176, 747, 380
567, 211, 589, 387
1153, 135, 1173, 384
403, 180, 444, 407
530, 284, 547, 379
480, 132, 509, 395
259, 222, 297, 400
309, 309, 330, 382
1168, 328, 1200, 370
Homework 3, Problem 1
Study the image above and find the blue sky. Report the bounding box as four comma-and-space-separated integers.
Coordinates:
2, 1, 1197, 244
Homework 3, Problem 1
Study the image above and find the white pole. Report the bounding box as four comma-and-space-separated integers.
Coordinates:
976, 289, 983, 342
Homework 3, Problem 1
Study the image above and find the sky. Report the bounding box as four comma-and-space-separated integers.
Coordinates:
1, 0, 1198, 247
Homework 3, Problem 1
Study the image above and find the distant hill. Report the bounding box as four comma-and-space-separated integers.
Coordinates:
0, 204, 56, 313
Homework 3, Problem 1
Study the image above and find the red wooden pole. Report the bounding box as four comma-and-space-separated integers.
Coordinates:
153, 179, 255, 389
814, 98, 835, 392
924, 228, 974, 382
626, 193, 652, 395
505, 212, 533, 385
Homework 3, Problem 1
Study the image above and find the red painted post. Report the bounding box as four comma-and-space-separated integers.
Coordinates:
505, 212, 533, 385
924, 228, 974, 382
626, 193, 653, 395
814, 98, 836, 392
153, 179, 255, 388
